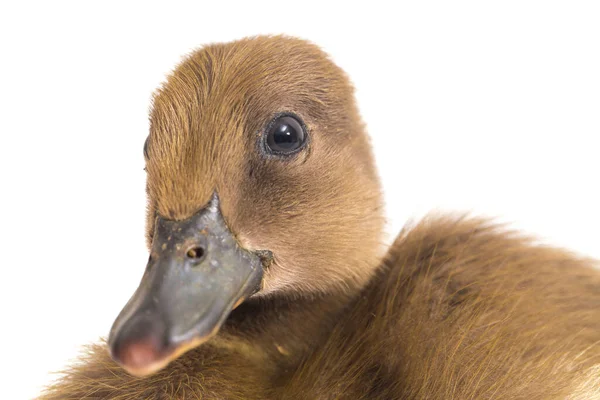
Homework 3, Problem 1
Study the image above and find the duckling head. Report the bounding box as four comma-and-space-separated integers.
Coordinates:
108, 35, 385, 376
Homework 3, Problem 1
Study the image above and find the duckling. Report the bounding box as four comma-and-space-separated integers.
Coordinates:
39, 35, 600, 400
40, 35, 385, 400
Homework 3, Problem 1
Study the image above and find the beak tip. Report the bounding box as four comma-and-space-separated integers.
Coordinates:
110, 334, 164, 376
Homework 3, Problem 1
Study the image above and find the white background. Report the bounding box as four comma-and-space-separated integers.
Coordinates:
1, 1, 599, 398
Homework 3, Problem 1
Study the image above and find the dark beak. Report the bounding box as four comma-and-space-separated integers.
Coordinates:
107, 194, 264, 376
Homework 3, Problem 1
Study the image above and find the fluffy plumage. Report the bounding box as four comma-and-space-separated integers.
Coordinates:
281, 216, 600, 399
39, 36, 600, 399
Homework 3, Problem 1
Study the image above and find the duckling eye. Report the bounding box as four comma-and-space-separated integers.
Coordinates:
264, 115, 307, 155
143, 137, 150, 159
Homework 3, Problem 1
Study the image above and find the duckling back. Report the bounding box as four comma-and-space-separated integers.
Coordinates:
281, 216, 600, 399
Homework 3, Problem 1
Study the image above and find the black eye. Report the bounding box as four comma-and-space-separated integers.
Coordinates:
265, 115, 307, 155
143, 137, 150, 159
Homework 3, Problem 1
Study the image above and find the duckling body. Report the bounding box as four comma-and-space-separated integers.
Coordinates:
281, 217, 600, 399
40, 36, 600, 399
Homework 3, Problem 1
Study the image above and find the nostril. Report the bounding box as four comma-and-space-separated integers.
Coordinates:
186, 246, 205, 261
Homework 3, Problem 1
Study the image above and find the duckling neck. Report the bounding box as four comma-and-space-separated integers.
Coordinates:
220, 287, 359, 372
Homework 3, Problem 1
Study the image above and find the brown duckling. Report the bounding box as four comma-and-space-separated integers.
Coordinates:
40, 35, 600, 399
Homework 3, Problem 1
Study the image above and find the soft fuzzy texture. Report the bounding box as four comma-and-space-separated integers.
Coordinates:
280, 216, 600, 399
39, 36, 600, 399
